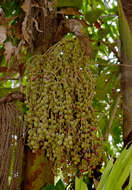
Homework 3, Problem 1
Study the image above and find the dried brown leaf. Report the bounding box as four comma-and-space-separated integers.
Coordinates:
0, 8, 7, 26
21, 0, 29, 12
66, 19, 92, 57
4, 42, 16, 62
22, 0, 33, 43
67, 19, 85, 37
0, 26, 7, 44
78, 36, 93, 57
32, 18, 43, 33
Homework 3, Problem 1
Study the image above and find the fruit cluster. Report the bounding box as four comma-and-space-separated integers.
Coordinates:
25, 38, 104, 180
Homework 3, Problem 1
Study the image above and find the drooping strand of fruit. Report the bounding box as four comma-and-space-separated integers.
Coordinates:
25, 37, 104, 181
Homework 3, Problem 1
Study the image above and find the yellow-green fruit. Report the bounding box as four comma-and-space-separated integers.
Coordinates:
25, 37, 104, 181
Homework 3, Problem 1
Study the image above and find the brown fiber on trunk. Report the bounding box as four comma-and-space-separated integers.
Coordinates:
120, 61, 132, 145
0, 102, 24, 190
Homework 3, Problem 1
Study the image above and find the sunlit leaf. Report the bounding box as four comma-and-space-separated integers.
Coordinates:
97, 158, 113, 190
97, 146, 132, 190
75, 177, 88, 190
85, 9, 104, 23
56, 0, 82, 9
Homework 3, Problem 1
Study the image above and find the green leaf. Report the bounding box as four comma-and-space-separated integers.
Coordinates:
56, 0, 82, 9
97, 158, 113, 190
127, 166, 132, 190
104, 148, 127, 190
97, 147, 132, 190
98, 116, 109, 136
114, 153, 132, 189
40, 180, 65, 190
85, 9, 104, 23
55, 179, 65, 190
105, 146, 132, 190
2, 0, 21, 16
40, 184, 55, 190
75, 177, 88, 190
98, 28, 110, 39
83, 176, 93, 190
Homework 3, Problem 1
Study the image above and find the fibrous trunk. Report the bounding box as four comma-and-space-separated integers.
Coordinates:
118, 0, 132, 145
0, 102, 24, 190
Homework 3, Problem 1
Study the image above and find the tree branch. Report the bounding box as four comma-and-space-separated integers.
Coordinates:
100, 40, 122, 63
0, 66, 17, 73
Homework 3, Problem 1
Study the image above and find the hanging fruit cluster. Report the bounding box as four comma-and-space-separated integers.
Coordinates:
25, 37, 104, 180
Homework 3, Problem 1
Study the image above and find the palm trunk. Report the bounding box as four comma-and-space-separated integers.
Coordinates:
23, 147, 54, 190
118, 0, 132, 145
